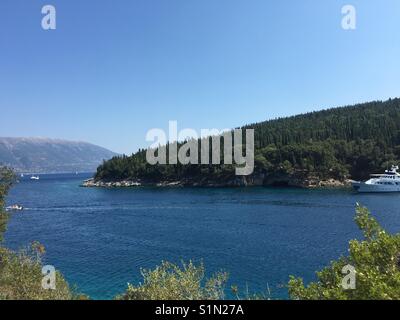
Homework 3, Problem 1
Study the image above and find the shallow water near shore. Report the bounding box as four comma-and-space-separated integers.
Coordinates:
4, 173, 400, 299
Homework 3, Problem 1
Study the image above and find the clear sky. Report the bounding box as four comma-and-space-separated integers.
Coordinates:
1, 0, 400, 154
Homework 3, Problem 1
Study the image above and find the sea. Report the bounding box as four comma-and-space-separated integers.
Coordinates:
4, 173, 400, 299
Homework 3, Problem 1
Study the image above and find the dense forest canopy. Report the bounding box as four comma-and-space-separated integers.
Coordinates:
95, 98, 400, 184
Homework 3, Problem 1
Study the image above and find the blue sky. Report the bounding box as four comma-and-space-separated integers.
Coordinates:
1, 0, 400, 154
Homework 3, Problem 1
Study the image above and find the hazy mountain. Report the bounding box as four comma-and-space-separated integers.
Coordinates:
0, 137, 117, 173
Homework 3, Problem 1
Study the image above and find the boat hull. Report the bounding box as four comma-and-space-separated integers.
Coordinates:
352, 181, 400, 193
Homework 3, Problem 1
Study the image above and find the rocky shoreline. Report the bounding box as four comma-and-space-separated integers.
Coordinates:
81, 175, 352, 189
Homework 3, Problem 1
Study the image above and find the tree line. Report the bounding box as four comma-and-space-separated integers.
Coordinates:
95, 98, 400, 183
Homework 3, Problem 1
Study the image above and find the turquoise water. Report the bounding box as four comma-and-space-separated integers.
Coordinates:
4, 173, 400, 299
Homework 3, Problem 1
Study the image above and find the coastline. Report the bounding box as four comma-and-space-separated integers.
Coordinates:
81, 176, 352, 189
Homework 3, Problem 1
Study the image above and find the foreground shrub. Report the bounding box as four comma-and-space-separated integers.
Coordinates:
118, 260, 228, 300
0, 244, 73, 300
0, 168, 15, 242
288, 204, 400, 300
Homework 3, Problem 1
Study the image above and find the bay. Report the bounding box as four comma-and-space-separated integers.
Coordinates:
4, 173, 400, 299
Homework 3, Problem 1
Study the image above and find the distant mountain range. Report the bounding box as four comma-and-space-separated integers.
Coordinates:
0, 137, 117, 173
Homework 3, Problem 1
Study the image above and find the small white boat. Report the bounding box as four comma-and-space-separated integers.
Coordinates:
352, 165, 400, 193
30, 175, 40, 180
6, 204, 24, 211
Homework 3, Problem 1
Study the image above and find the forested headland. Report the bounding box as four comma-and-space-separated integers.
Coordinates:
93, 98, 400, 187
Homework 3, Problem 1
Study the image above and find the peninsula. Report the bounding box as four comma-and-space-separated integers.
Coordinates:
84, 98, 400, 188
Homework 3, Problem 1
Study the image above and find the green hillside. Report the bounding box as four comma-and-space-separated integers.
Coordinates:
95, 98, 400, 186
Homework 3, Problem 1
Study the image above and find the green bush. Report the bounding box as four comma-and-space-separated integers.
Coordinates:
288, 204, 400, 300
117, 260, 228, 300
0, 168, 15, 243
0, 244, 73, 300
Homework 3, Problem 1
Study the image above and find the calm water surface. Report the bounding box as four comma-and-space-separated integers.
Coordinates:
4, 173, 400, 299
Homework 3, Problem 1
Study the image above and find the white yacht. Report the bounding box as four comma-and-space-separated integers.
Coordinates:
352, 165, 400, 193
30, 175, 40, 180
